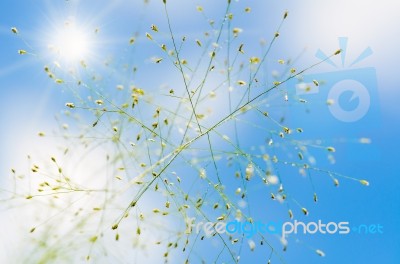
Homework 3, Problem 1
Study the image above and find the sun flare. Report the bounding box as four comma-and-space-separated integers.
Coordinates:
49, 20, 91, 64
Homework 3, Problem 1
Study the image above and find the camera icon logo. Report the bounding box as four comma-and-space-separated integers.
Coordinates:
327, 78, 370, 123
286, 37, 380, 131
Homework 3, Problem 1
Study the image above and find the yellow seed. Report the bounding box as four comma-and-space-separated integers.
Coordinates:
129, 37, 135, 45
283, 11, 289, 19
245, 163, 254, 181
245, 7, 251, 13
232, 27, 243, 37
326, 147, 336, 152
55, 79, 64, 84
237, 80, 246, 86
313, 80, 319, 86
283, 127, 291, 134
249, 57, 260, 64
326, 99, 334, 105
301, 207, 308, 215
146, 32, 153, 40
196, 5, 203, 12
217, 215, 225, 221
334, 178, 339, 187
151, 24, 159, 32
334, 49, 342, 55
153, 57, 163, 63
360, 180, 369, 186
11, 27, 18, 34
18, 49, 27, 55
195, 39, 202, 47
235, 187, 241, 195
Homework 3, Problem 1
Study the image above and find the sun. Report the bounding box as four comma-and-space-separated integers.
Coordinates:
49, 19, 91, 64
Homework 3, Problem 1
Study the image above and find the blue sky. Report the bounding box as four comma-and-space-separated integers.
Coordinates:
1, 0, 399, 263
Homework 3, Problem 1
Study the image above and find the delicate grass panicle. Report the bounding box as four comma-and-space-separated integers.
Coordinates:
4, 0, 372, 263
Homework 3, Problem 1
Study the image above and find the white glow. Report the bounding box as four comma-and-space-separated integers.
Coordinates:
50, 20, 91, 63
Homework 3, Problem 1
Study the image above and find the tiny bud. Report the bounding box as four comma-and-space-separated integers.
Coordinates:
237, 80, 246, 86
151, 24, 159, 32
316, 249, 326, 257
288, 209, 293, 219
360, 180, 369, 186
283, 11, 288, 19
301, 207, 308, 215
326, 147, 336, 152
334, 178, 339, 187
